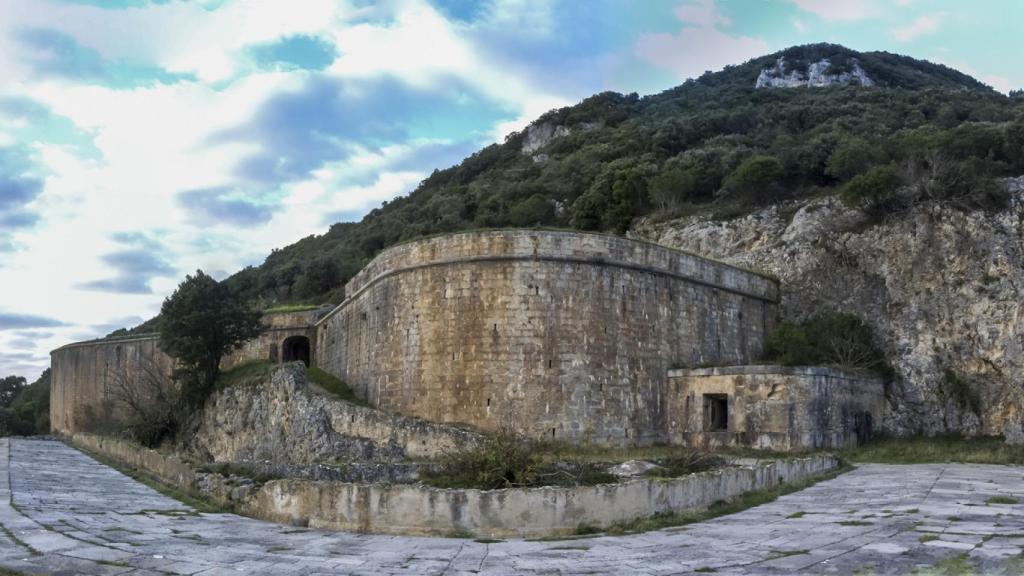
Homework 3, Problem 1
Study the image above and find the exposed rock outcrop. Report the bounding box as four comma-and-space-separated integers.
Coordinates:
634, 180, 1024, 436
521, 122, 570, 155
188, 363, 484, 465
756, 57, 874, 88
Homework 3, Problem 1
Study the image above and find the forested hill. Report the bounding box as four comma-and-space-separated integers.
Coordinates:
182, 44, 1024, 315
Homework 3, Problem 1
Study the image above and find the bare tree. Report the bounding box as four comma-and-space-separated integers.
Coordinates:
106, 356, 180, 447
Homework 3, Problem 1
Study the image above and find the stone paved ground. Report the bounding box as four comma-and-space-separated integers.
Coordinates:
1, 439, 1023, 575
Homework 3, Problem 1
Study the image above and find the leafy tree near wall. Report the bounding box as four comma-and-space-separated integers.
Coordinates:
159, 270, 263, 409
0, 376, 26, 407
0, 370, 50, 436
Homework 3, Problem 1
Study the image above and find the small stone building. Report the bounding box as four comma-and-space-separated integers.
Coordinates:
666, 365, 885, 450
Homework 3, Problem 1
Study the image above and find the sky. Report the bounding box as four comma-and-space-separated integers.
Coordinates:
1, 0, 1021, 381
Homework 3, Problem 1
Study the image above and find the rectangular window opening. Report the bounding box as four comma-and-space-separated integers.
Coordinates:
703, 394, 729, 432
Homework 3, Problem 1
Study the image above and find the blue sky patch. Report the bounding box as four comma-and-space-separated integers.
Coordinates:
0, 97, 102, 162
16, 28, 195, 89
247, 34, 338, 72
212, 74, 513, 186
177, 186, 277, 227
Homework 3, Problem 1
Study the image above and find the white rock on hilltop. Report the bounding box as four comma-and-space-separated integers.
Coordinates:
756, 57, 875, 89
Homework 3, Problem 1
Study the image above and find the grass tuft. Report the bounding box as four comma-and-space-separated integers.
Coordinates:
986, 495, 1019, 505
216, 361, 275, 389
912, 553, 976, 575
306, 367, 371, 407
839, 435, 1024, 465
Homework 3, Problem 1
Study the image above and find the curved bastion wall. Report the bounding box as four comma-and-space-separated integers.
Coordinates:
315, 230, 780, 445
50, 335, 170, 436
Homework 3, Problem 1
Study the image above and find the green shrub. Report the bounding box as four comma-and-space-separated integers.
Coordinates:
841, 163, 902, 208
508, 194, 556, 227
722, 155, 785, 200
826, 137, 884, 181
650, 448, 727, 478
765, 312, 889, 376
649, 165, 699, 213
421, 432, 618, 490
940, 369, 982, 415
422, 432, 542, 489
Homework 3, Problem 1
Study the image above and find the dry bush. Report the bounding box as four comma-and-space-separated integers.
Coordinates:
106, 356, 181, 447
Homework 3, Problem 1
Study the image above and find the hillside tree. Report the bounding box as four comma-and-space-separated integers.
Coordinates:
159, 270, 263, 409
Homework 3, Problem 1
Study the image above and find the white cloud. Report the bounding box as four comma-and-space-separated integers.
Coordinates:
930, 55, 1015, 94
892, 14, 942, 42
634, 0, 769, 81
674, 0, 731, 28
793, 19, 808, 33
788, 0, 877, 21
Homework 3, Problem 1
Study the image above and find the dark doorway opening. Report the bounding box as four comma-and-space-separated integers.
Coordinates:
853, 412, 873, 445
282, 335, 311, 367
703, 394, 729, 432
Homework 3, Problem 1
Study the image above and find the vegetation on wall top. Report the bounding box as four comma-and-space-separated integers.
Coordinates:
764, 312, 891, 378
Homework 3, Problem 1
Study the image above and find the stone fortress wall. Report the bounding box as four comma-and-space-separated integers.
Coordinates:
53, 230, 886, 450
51, 334, 170, 436
315, 230, 779, 445
50, 309, 319, 436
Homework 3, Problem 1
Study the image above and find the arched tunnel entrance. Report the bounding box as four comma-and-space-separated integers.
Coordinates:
282, 335, 311, 367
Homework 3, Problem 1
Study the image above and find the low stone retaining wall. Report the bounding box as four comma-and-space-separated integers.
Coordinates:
69, 433, 839, 539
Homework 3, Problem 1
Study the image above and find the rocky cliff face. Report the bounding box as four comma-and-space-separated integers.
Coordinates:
633, 179, 1024, 436
188, 363, 483, 465
756, 57, 874, 88
522, 122, 570, 155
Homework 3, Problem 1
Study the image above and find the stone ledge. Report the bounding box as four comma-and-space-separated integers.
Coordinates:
320, 230, 780, 326
668, 364, 880, 381
67, 432, 839, 539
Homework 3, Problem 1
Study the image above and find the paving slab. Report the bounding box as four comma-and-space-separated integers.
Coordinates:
4, 438, 1024, 574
